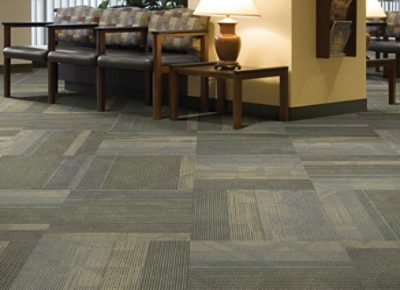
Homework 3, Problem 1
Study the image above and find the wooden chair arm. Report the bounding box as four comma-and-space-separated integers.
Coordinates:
96, 26, 149, 55
2, 22, 52, 27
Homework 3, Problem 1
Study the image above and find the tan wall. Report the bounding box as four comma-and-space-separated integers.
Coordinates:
0, 0, 31, 65
188, 0, 366, 108
291, 0, 366, 107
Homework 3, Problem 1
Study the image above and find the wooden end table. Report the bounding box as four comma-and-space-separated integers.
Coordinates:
169, 62, 289, 129
367, 59, 397, 105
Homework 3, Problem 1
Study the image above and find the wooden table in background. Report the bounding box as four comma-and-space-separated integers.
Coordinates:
367, 58, 397, 105
169, 62, 289, 129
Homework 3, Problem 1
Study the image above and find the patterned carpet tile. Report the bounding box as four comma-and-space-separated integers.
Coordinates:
191, 241, 351, 267
10, 235, 189, 290
312, 177, 400, 191
0, 155, 64, 190
26, 112, 118, 131
48, 190, 192, 233
0, 130, 50, 156
293, 136, 398, 156
112, 112, 191, 133
315, 188, 398, 241
189, 241, 359, 289
365, 190, 400, 238
97, 134, 196, 156
0, 239, 39, 290
197, 133, 296, 155
196, 154, 308, 180
195, 179, 314, 191
193, 190, 337, 241
44, 155, 91, 190
346, 248, 400, 289
285, 125, 377, 137
77, 155, 193, 191
0, 70, 399, 288
188, 267, 364, 289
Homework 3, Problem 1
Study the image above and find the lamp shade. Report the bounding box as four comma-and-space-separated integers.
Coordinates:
194, 0, 260, 17
366, 0, 386, 19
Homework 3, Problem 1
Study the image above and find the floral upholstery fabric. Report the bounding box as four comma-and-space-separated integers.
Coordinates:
99, 7, 150, 47
54, 6, 102, 43
386, 11, 400, 38
148, 8, 209, 51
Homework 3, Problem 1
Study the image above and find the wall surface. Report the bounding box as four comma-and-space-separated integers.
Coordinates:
291, 0, 366, 107
0, 0, 31, 65
188, 0, 366, 109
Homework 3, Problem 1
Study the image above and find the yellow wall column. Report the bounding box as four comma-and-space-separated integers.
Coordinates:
291, 0, 366, 107
189, 0, 366, 113
0, 0, 31, 66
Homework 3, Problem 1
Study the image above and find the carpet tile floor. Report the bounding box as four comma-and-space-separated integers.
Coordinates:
0, 68, 399, 289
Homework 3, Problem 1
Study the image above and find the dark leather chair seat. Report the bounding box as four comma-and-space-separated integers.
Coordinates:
48, 46, 97, 66
369, 40, 400, 53
97, 49, 200, 71
3, 45, 48, 62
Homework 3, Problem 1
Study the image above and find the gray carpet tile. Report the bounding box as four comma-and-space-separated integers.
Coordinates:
347, 248, 400, 289
139, 241, 189, 290
316, 188, 397, 241
192, 190, 231, 241
102, 156, 183, 190
188, 267, 364, 289
195, 179, 315, 191
197, 133, 296, 155
0, 69, 398, 288
0, 240, 39, 290
97, 134, 197, 156
10, 236, 115, 290
44, 155, 90, 190
49, 191, 192, 233
365, 190, 400, 238
0, 155, 64, 190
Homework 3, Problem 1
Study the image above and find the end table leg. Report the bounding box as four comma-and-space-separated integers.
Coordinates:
96, 67, 106, 112
48, 62, 57, 104
3, 57, 11, 98
217, 79, 226, 114
169, 68, 179, 120
280, 72, 289, 121
388, 66, 396, 105
233, 79, 242, 129
200, 77, 209, 112
153, 71, 162, 120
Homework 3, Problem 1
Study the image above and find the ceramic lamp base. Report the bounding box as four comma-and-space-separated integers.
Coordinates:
215, 17, 241, 70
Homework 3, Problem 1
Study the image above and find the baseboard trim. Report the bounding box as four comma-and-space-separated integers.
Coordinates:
183, 96, 367, 121
289, 99, 368, 120
0, 63, 33, 73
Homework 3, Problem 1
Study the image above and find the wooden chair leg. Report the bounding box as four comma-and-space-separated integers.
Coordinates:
200, 77, 209, 113
96, 67, 106, 112
55, 63, 59, 95
48, 62, 57, 104
3, 57, 11, 98
144, 71, 152, 106
152, 71, 162, 120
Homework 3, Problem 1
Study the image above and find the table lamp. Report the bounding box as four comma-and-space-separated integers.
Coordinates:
366, 0, 386, 20
194, 0, 260, 70
366, 0, 386, 48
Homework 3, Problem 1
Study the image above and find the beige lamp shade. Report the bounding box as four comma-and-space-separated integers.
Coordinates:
194, 0, 260, 17
366, 0, 386, 19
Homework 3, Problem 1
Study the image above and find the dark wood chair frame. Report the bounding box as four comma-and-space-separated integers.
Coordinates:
150, 30, 209, 119
2, 22, 52, 98
95, 26, 149, 112
47, 23, 99, 104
